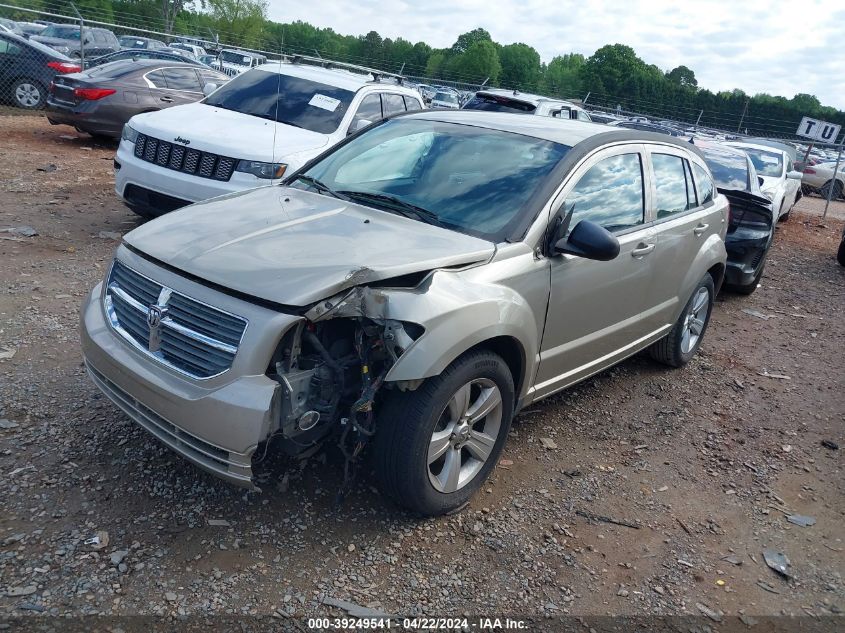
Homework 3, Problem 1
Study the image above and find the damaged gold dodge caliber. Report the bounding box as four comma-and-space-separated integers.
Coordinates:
82, 111, 728, 516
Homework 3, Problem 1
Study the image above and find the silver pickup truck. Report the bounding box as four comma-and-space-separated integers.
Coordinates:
82, 111, 727, 516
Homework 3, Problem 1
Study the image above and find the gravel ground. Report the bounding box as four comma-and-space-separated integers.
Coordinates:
1, 115, 843, 624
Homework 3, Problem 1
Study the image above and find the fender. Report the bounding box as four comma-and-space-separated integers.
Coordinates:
376, 271, 542, 396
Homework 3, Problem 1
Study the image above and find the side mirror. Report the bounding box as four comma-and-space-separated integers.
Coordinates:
787, 170, 803, 180
553, 219, 620, 261
202, 83, 218, 97
348, 118, 372, 135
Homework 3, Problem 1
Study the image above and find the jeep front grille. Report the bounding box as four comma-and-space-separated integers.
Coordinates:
133, 133, 236, 182
104, 260, 247, 379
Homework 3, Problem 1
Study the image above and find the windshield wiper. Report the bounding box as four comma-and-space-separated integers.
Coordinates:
338, 191, 445, 227
293, 175, 349, 201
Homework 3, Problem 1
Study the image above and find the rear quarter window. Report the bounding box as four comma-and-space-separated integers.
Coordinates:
692, 163, 715, 204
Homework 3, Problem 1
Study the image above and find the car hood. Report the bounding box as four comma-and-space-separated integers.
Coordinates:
123, 186, 495, 307
130, 103, 331, 162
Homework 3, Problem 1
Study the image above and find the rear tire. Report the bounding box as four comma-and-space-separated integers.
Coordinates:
649, 274, 715, 367
837, 233, 845, 267
820, 180, 844, 201
374, 350, 514, 516
11, 78, 45, 110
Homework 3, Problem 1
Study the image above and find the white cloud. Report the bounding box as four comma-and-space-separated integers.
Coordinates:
267, 0, 845, 110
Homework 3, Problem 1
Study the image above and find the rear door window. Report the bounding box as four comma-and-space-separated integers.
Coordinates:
564, 153, 645, 232
382, 93, 406, 117
161, 67, 202, 92
652, 153, 695, 218
692, 163, 715, 203
403, 95, 422, 111
145, 70, 167, 89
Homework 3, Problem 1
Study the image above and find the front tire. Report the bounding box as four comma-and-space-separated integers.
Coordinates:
649, 274, 715, 367
837, 233, 845, 267
374, 351, 514, 516
820, 180, 844, 201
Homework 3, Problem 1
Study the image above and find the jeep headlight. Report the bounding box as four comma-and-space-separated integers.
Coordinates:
121, 123, 139, 144
235, 160, 287, 179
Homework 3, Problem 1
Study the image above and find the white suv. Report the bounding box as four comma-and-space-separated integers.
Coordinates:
463, 89, 592, 122
114, 61, 425, 217
214, 48, 266, 76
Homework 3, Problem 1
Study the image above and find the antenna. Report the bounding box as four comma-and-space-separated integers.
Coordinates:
271, 45, 282, 181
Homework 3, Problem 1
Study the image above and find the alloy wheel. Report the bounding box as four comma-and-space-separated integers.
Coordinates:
427, 378, 503, 493
681, 287, 709, 354
15, 83, 41, 108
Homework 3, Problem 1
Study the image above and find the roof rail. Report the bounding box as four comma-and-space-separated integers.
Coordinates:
287, 54, 404, 84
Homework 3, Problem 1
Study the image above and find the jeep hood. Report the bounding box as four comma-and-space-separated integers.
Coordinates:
129, 103, 330, 162
123, 186, 495, 306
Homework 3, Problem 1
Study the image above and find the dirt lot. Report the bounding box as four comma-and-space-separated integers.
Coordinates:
1, 115, 843, 625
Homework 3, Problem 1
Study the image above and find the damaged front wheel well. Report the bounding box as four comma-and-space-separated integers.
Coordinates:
463, 336, 525, 406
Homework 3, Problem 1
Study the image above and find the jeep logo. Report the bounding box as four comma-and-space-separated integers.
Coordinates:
174, 136, 190, 146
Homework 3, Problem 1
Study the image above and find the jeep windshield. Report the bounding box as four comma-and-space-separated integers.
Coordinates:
291, 118, 570, 241
203, 69, 355, 134
220, 51, 253, 66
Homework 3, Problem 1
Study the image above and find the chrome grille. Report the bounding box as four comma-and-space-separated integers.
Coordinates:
104, 261, 247, 379
133, 133, 236, 181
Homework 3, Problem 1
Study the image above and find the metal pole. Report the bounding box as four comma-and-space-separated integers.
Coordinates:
695, 110, 703, 127
822, 140, 843, 220
70, 3, 84, 68
737, 98, 749, 133
583, 91, 591, 105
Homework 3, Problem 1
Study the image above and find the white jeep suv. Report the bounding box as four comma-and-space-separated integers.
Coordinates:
114, 61, 425, 217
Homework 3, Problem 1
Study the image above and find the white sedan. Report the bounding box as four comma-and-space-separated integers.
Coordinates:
728, 142, 803, 221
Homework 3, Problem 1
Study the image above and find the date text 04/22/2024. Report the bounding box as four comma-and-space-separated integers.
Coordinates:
306, 617, 528, 630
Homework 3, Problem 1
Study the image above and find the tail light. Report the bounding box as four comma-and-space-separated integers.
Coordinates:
804, 167, 816, 174
47, 61, 82, 73
73, 87, 116, 101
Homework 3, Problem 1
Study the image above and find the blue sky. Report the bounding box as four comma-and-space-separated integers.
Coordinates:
267, 0, 845, 111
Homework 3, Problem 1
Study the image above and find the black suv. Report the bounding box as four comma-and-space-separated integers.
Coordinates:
31, 23, 120, 59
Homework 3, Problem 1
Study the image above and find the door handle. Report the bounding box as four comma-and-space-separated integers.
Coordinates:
693, 223, 709, 236
631, 243, 655, 257
160, 96, 174, 103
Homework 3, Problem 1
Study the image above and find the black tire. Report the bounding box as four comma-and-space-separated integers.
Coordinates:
374, 350, 514, 516
649, 274, 715, 368
820, 180, 844, 201
10, 78, 46, 110
837, 234, 845, 267
778, 200, 790, 222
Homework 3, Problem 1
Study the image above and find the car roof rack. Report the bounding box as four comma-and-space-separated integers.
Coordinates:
287, 54, 404, 84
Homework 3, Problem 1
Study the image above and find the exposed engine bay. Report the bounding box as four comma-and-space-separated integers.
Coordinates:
259, 287, 421, 498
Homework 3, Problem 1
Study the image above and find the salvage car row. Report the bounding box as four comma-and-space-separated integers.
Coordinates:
13, 53, 818, 515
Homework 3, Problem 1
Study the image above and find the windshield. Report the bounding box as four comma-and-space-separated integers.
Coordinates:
204, 69, 355, 134
221, 50, 253, 66
291, 118, 570, 241
463, 93, 535, 114
433, 92, 457, 103
700, 145, 750, 191
40, 25, 80, 40
738, 147, 783, 177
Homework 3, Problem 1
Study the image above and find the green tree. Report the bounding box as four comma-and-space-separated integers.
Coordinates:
498, 42, 541, 91
448, 39, 500, 84
542, 53, 585, 97
206, 0, 267, 47
451, 27, 492, 54
666, 65, 697, 88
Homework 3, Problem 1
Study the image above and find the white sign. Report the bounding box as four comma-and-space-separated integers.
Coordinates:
797, 116, 841, 143
308, 94, 341, 112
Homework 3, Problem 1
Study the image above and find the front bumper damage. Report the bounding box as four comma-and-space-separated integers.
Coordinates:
81, 248, 301, 489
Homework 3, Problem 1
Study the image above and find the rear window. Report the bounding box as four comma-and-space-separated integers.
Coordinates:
700, 145, 750, 192
742, 148, 783, 178
464, 93, 536, 114
86, 60, 140, 77
203, 69, 356, 134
